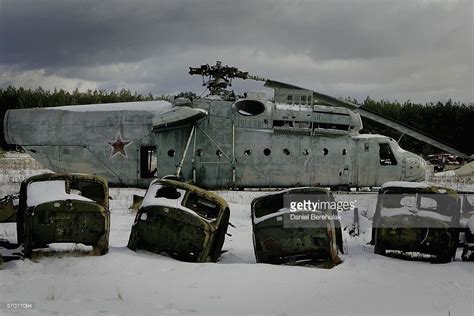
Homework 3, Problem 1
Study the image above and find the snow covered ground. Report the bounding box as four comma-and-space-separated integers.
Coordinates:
0, 154, 473, 315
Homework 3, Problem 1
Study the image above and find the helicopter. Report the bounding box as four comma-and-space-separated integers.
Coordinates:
3, 61, 468, 189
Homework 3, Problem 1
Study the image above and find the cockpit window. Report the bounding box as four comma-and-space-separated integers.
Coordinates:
379, 143, 397, 165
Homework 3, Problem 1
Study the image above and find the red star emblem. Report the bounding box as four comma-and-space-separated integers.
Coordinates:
107, 132, 132, 158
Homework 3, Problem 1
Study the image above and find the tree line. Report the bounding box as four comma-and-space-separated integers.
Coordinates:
0, 86, 472, 156
360, 97, 473, 157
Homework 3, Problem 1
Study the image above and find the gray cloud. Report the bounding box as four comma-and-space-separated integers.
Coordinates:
0, 0, 472, 103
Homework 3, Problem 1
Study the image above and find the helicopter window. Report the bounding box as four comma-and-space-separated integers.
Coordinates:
283, 148, 290, 156
312, 123, 349, 131
244, 149, 251, 156
168, 149, 175, 157
273, 120, 285, 127
323, 148, 328, 156
140, 146, 157, 179
263, 148, 271, 156
234, 100, 266, 116
379, 143, 397, 165
342, 149, 347, 155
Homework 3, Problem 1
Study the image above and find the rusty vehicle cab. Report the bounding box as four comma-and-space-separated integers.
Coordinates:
0, 194, 19, 223
16, 173, 110, 258
372, 181, 460, 263
251, 187, 343, 266
127, 179, 230, 262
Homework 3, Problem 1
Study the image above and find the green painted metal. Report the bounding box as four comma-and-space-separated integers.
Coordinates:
127, 179, 230, 262
372, 183, 460, 263
16, 173, 110, 258
251, 187, 343, 265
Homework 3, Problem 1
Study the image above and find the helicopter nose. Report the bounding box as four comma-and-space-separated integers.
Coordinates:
405, 155, 426, 181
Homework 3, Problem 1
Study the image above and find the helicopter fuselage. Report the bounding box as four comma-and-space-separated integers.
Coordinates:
4, 94, 426, 189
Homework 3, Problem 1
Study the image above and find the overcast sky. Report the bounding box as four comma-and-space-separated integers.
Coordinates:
0, 0, 472, 103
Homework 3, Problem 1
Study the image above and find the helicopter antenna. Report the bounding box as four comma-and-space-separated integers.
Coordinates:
189, 61, 266, 100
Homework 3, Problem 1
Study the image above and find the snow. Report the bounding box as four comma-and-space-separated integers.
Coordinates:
26, 180, 93, 207
381, 181, 432, 190
352, 134, 387, 140
0, 154, 473, 315
467, 216, 474, 234
435, 170, 457, 177
12, 196, 19, 207
48, 100, 172, 113
140, 182, 186, 209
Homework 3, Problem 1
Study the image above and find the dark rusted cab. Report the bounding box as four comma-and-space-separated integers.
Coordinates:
17, 173, 110, 258
127, 179, 230, 262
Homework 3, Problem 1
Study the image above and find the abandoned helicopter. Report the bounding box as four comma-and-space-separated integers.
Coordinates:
3, 62, 468, 189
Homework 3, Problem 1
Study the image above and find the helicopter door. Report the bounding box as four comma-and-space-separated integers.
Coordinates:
354, 139, 377, 187
140, 146, 157, 178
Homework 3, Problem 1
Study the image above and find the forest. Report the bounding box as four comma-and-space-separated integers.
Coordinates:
0, 86, 472, 157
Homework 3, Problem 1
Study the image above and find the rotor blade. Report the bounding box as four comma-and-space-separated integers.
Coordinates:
264, 80, 469, 158
356, 107, 468, 158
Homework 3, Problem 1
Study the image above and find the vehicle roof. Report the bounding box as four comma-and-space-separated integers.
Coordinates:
152, 178, 229, 208
251, 187, 331, 205
380, 181, 458, 195
19, 173, 109, 209
22, 173, 108, 186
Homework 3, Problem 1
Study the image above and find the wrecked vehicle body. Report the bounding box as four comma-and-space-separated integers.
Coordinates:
1, 195, 21, 264
462, 216, 474, 261
372, 181, 460, 263
251, 187, 344, 266
0, 238, 23, 264
0, 194, 19, 223
127, 179, 230, 262
460, 194, 474, 261
17, 173, 110, 258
